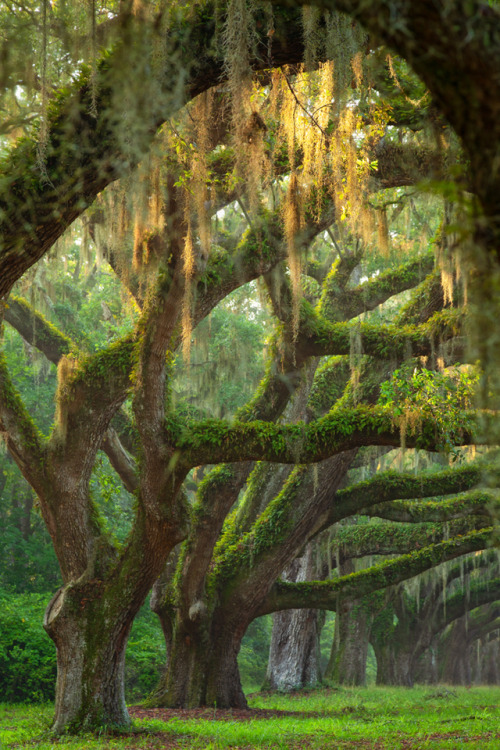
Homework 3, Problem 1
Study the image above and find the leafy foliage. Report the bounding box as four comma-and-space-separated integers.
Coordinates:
0, 590, 55, 703
378, 364, 479, 453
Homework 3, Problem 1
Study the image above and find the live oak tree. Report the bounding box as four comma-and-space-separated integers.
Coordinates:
437, 603, 500, 685
0, 0, 499, 734
270, 0, 500, 418
321, 510, 500, 687
369, 552, 500, 686
257, 447, 500, 692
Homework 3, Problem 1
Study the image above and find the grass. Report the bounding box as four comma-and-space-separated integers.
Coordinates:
0, 686, 499, 749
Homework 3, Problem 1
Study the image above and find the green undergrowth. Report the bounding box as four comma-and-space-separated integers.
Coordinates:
1, 686, 499, 749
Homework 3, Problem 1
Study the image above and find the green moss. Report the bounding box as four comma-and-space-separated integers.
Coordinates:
9, 296, 73, 355
275, 528, 494, 608
211, 465, 308, 588
69, 335, 135, 389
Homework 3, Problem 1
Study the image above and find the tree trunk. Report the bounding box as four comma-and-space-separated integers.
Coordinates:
152, 591, 251, 709
325, 598, 372, 686
439, 617, 470, 685
44, 585, 135, 732
205, 620, 248, 708
263, 544, 323, 691
264, 608, 322, 691
373, 641, 396, 685
392, 648, 415, 687
482, 634, 500, 685
413, 646, 438, 685
151, 609, 212, 707
373, 641, 414, 686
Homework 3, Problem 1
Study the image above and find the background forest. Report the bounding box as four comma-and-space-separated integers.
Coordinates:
0, 0, 499, 740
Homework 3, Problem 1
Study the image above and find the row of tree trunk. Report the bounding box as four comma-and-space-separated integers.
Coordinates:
264, 547, 500, 690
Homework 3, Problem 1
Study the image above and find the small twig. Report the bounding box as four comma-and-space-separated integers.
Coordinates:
311, 102, 334, 117
236, 198, 253, 228
326, 227, 342, 257
283, 72, 330, 144
367, 191, 417, 210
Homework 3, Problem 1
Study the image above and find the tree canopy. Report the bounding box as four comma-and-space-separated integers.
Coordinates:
0, 0, 499, 735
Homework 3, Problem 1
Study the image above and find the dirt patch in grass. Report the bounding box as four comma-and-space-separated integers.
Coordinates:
129, 705, 320, 722
399, 732, 498, 747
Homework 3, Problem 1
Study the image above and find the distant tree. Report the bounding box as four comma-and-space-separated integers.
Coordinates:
370, 554, 500, 686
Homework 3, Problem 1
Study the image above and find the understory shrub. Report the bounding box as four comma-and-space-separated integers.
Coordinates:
0, 590, 166, 703
125, 602, 166, 702
0, 590, 56, 702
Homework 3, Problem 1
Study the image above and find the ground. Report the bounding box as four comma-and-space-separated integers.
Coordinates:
1, 686, 499, 749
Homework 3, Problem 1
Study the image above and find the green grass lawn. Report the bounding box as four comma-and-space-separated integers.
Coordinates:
1, 686, 499, 749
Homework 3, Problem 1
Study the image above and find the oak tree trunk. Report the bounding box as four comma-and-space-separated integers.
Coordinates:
439, 617, 471, 685
152, 605, 249, 708
325, 597, 372, 686
373, 641, 396, 686
482, 635, 500, 684
44, 585, 134, 732
263, 544, 323, 691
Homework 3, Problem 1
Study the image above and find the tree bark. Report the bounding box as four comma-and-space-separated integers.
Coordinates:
153, 606, 250, 708
44, 586, 133, 731
482, 635, 500, 685
325, 595, 373, 686
440, 617, 471, 685
264, 544, 323, 691
373, 641, 396, 686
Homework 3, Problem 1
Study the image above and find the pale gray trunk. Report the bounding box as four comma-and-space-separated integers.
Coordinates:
264, 543, 322, 691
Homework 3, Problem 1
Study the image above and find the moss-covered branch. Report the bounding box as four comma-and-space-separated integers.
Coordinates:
3, 294, 140, 490
332, 518, 487, 561
47, 334, 135, 477
295, 305, 464, 361
260, 528, 494, 614
4, 296, 72, 364
0, 3, 316, 299
330, 461, 494, 523
330, 252, 435, 322
0, 348, 47, 494
364, 489, 499, 523
177, 405, 475, 468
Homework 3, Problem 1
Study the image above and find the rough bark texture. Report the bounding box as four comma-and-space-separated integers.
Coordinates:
44, 587, 131, 732
3, 1, 499, 727
153, 451, 357, 708
324, 561, 375, 686
264, 544, 323, 691
439, 617, 471, 686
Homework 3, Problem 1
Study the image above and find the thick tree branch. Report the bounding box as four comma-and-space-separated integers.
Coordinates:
295, 306, 464, 361
0, 4, 312, 298
260, 528, 493, 613
333, 252, 435, 322
0, 350, 47, 494
331, 461, 497, 519
101, 427, 138, 494
4, 296, 72, 364
333, 518, 488, 561
364, 489, 498, 524
178, 405, 476, 469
